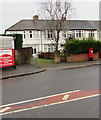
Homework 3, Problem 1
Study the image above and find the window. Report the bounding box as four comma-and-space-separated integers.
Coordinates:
62, 31, 67, 38
44, 44, 55, 52
33, 45, 39, 53
88, 31, 95, 38
47, 30, 53, 39
33, 31, 38, 38
29, 31, 32, 38
48, 45, 55, 52
74, 30, 84, 38
24, 31, 26, 39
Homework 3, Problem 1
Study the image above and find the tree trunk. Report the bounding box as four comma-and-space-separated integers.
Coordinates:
54, 31, 60, 63
54, 51, 60, 63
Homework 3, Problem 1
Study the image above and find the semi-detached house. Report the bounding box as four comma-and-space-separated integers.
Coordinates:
5, 15, 101, 53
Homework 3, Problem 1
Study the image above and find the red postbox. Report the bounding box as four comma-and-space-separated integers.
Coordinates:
89, 48, 93, 61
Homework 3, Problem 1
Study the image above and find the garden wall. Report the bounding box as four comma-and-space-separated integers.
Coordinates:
15, 47, 33, 65
66, 52, 99, 62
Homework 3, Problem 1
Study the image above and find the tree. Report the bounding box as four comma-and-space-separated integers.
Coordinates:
41, 0, 71, 52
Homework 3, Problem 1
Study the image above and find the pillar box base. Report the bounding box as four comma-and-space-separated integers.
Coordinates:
89, 57, 93, 61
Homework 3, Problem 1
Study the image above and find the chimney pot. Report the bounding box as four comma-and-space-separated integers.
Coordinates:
33, 15, 39, 22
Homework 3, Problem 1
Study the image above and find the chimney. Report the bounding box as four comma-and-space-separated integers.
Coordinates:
33, 15, 39, 22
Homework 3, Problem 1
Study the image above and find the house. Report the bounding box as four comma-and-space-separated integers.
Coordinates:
5, 15, 101, 54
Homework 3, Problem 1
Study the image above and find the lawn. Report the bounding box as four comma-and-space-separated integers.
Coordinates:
33, 58, 54, 67
37, 58, 54, 62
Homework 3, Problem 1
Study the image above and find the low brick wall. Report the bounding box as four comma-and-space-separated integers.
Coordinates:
66, 53, 99, 62
99, 50, 101, 58
15, 47, 33, 65
38, 52, 54, 59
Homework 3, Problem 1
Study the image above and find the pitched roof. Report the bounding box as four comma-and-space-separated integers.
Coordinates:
5, 19, 101, 31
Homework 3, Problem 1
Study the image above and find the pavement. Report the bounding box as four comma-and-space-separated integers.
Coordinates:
1, 65, 46, 80
0, 59, 100, 80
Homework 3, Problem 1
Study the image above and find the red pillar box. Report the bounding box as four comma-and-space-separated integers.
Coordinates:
89, 48, 93, 61
0, 49, 16, 68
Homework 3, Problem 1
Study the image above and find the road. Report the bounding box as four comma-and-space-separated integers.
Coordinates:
1, 65, 100, 118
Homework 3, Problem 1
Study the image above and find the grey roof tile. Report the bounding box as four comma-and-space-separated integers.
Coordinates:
5, 19, 101, 31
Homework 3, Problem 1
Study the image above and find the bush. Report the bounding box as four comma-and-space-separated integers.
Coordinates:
65, 37, 101, 54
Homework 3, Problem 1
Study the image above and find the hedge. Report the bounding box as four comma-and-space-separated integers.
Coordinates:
65, 38, 101, 54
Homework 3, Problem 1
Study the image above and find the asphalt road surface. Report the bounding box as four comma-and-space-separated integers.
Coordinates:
1, 65, 100, 118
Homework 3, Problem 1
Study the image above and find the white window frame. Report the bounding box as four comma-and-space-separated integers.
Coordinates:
74, 30, 84, 38
47, 30, 53, 39
44, 44, 55, 52
43, 31, 47, 39
33, 45, 39, 53
62, 31, 67, 38
24, 31, 26, 39
29, 31, 33, 38
88, 30, 95, 38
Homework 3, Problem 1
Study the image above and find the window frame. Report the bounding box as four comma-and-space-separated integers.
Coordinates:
74, 30, 84, 38
29, 31, 33, 38
47, 30, 53, 39
88, 30, 95, 38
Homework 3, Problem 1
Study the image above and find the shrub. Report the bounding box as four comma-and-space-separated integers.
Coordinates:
65, 37, 101, 54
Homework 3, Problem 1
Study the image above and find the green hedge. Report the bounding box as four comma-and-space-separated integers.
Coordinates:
65, 38, 101, 54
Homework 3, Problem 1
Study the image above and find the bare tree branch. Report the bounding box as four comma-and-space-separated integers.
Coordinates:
40, 0, 71, 52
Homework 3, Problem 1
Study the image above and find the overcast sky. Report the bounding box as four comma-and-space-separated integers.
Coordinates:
0, 0, 100, 34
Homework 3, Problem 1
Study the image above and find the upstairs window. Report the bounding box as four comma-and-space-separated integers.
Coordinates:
88, 31, 95, 38
33, 31, 38, 38
62, 31, 67, 38
24, 31, 26, 39
47, 30, 53, 39
74, 30, 84, 38
29, 31, 32, 38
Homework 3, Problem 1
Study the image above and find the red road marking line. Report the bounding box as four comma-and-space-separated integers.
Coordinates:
0, 89, 100, 116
